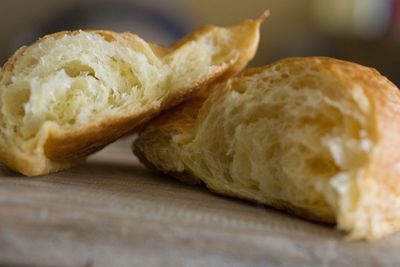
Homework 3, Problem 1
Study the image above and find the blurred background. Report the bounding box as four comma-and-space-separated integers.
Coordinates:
0, 0, 399, 85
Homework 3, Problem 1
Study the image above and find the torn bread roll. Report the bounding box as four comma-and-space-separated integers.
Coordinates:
134, 57, 400, 240
0, 13, 266, 176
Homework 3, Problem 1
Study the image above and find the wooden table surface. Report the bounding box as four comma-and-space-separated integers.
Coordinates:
0, 139, 399, 267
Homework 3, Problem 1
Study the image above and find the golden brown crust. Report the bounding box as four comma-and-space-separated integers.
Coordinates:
134, 56, 400, 239
1, 13, 265, 176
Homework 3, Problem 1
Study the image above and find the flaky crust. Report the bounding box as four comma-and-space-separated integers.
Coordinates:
0, 13, 266, 176
134, 57, 400, 239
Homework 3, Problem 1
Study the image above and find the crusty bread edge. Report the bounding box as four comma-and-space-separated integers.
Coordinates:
1, 13, 265, 175
133, 56, 400, 239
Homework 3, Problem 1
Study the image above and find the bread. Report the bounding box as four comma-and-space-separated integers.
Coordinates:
134, 57, 400, 240
0, 13, 266, 176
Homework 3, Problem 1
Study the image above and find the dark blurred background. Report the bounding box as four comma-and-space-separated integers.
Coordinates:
1, 0, 399, 85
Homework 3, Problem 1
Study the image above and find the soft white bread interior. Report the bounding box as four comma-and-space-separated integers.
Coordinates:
134, 57, 400, 240
0, 12, 266, 176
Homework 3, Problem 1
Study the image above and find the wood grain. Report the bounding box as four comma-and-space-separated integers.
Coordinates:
0, 139, 399, 267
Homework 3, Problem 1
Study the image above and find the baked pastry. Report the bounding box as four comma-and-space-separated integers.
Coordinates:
134, 57, 400, 240
0, 13, 266, 176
